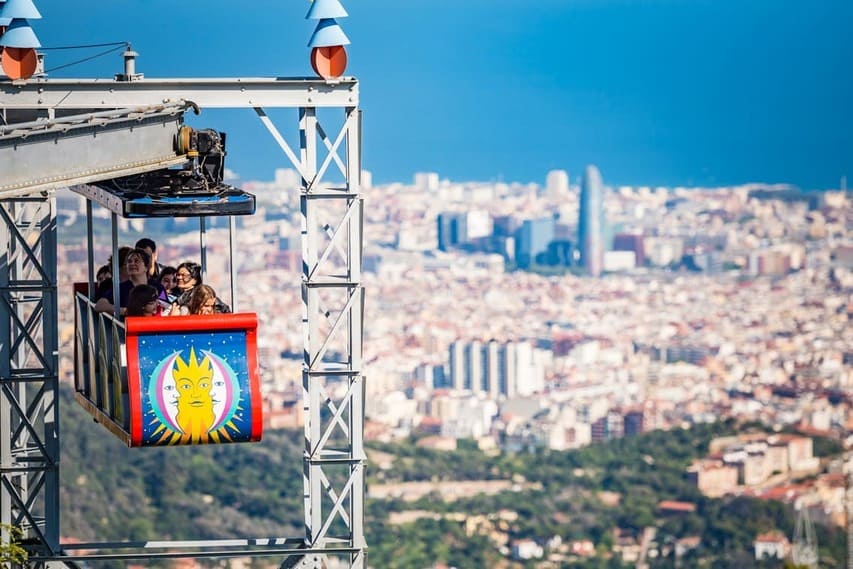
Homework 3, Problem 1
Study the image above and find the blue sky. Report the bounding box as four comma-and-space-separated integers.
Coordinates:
33, 0, 853, 189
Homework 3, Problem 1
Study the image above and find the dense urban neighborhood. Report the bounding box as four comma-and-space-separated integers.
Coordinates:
54, 170, 851, 567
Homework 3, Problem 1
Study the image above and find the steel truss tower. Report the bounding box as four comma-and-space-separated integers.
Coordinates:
846, 446, 853, 569
0, 197, 60, 561
0, 77, 364, 567
793, 503, 819, 569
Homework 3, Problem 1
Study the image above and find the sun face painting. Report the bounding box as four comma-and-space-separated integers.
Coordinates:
135, 329, 258, 445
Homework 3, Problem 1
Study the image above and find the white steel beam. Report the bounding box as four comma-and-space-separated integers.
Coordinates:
0, 104, 188, 199
0, 77, 358, 110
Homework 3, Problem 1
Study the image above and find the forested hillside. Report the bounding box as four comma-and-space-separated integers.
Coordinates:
364, 425, 846, 568
59, 386, 846, 568
60, 386, 304, 541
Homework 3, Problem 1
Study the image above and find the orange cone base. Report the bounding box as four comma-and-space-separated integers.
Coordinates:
310, 45, 347, 79
1, 47, 38, 80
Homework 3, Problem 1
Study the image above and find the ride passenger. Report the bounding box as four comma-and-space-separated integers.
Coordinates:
159, 266, 178, 300
135, 237, 164, 280
94, 248, 166, 316
169, 261, 231, 315
96, 246, 133, 300
96, 264, 111, 286
168, 261, 201, 315
94, 264, 112, 298
172, 261, 202, 304
187, 284, 221, 315
170, 284, 232, 316
126, 284, 166, 317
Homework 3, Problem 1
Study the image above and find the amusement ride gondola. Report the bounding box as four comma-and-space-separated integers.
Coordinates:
72, 118, 264, 447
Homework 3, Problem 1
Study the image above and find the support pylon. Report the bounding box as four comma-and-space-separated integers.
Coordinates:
793, 502, 818, 569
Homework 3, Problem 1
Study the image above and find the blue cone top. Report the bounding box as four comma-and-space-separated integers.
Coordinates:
308, 18, 350, 48
0, 1, 9, 28
0, 18, 40, 47
0, 0, 41, 20
306, 0, 347, 20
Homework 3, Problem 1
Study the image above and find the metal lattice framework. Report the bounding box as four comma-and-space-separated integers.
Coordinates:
0, 78, 364, 567
793, 503, 819, 569
296, 105, 365, 568
846, 446, 853, 569
0, 196, 60, 559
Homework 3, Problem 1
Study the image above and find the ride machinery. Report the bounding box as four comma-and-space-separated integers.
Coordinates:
0, 1, 365, 567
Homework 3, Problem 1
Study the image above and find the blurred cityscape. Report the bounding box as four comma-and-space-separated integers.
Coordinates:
54, 166, 851, 561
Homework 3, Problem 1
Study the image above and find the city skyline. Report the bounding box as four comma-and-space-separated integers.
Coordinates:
30, 0, 853, 190
5, 1, 851, 561
48, 163, 852, 565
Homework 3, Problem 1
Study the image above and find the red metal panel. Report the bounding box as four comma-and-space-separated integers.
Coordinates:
245, 323, 263, 442
125, 330, 144, 446
124, 313, 259, 335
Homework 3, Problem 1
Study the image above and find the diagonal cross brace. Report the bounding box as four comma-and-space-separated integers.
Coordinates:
310, 112, 355, 194
0, 206, 51, 284
0, 384, 51, 460
315, 464, 361, 544
308, 199, 359, 281
310, 287, 360, 369
0, 294, 48, 371
312, 382, 353, 455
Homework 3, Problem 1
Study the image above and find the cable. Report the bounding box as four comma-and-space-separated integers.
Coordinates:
44, 44, 128, 73
39, 41, 128, 51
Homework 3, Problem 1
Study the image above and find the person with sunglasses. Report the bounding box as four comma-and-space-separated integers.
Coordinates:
168, 261, 230, 316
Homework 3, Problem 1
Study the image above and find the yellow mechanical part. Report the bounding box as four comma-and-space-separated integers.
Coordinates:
176, 125, 194, 155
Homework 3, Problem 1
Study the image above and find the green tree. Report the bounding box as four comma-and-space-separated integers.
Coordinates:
0, 524, 27, 568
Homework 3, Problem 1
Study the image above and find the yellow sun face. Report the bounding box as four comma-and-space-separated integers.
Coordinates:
173, 347, 215, 443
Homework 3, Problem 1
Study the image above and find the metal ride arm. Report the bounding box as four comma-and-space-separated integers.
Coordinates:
0, 103, 190, 199
1, 76, 364, 568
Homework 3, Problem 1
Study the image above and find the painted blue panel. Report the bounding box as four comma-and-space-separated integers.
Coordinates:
136, 330, 256, 445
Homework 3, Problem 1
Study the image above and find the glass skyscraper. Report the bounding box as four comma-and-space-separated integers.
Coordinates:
578, 165, 605, 276
515, 216, 555, 269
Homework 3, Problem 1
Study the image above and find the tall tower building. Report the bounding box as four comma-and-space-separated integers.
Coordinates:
546, 169, 569, 199
578, 165, 605, 276
414, 172, 439, 191
436, 213, 459, 252
515, 217, 555, 269
484, 340, 501, 399
466, 340, 483, 394
498, 341, 517, 398
448, 339, 524, 399
449, 341, 466, 391
437, 211, 493, 252
513, 341, 545, 396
